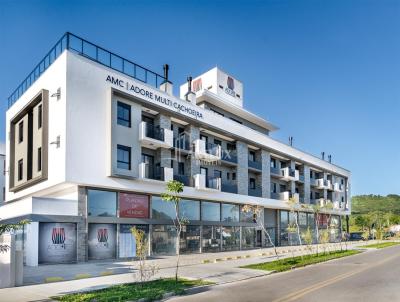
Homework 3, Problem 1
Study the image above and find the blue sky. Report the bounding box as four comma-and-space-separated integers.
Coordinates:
0, 0, 399, 195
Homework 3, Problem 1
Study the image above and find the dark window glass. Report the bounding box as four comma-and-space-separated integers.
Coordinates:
179, 199, 200, 220
280, 210, 289, 246
38, 105, 42, 129
87, 189, 117, 217
180, 225, 200, 254
117, 102, 131, 127
152, 225, 177, 255
18, 121, 23, 143
18, 159, 23, 181
152, 196, 176, 220
249, 178, 256, 189
201, 201, 220, 221
232, 173, 236, 181
214, 170, 222, 178
178, 162, 185, 175
240, 205, 255, 223
37, 147, 42, 172
117, 145, 131, 170
222, 226, 240, 251
249, 151, 256, 162
214, 139, 222, 146
270, 158, 276, 168
221, 203, 239, 222
202, 225, 221, 252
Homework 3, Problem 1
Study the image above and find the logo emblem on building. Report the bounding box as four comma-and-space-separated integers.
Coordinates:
192, 78, 202, 92
51, 228, 65, 245
97, 228, 108, 243
227, 76, 235, 90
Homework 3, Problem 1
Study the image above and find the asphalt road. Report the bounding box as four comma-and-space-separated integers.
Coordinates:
170, 245, 400, 302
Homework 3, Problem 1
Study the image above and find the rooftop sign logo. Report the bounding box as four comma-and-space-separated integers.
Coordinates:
192, 78, 202, 92
227, 76, 235, 90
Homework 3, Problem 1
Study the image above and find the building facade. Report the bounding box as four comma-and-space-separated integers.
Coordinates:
0, 33, 351, 266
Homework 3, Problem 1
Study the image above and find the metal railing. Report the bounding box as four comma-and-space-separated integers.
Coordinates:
248, 187, 262, 197
206, 143, 220, 157
8, 32, 168, 108
270, 167, 280, 175
173, 135, 191, 151
173, 174, 190, 186
145, 123, 165, 141
206, 177, 221, 190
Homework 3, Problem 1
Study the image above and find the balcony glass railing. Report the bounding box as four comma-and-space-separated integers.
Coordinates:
8, 32, 168, 108
270, 167, 280, 175
221, 183, 238, 194
173, 135, 191, 151
145, 123, 164, 141
142, 164, 165, 180
221, 150, 237, 163
206, 143, 220, 156
248, 187, 262, 197
206, 177, 221, 190
248, 160, 262, 170
173, 174, 190, 186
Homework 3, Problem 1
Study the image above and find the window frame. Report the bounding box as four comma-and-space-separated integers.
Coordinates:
117, 101, 131, 128
117, 145, 131, 170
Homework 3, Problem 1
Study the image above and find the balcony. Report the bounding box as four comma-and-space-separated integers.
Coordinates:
248, 159, 262, 171
316, 179, 332, 190
248, 187, 262, 197
139, 122, 173, 149
299, 174, 305, 182
139, 163, 173, 182
194, 174, 221, 191
279, 191, 299, 202
193, 139, 221, 162
280, 167, 299, 181
173, 174, 191, 186
173, 134, 191, 151
270, 167, 281, 176
221, 150, 237, 164
221, 182, 238, 194
334, 183, 345, 192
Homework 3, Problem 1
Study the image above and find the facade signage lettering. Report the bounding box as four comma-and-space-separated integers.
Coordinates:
106, 75, 203, 120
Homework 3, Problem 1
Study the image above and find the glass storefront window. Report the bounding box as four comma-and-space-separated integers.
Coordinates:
151, 225, 177, 255
152, 196, 176, 220
264, 227, 276, 247
240, 205, 255, 223
202, 225, 221, 252
87, 189, 117, 217
179, 199, 200, 221
222, 226, 240, 251
222, 203, 239, 222
299, 212, 307, 228
119, 224, 149, 258
201, 201, 220, 221
307, 213, 315, 229
242, 227, 256, 249
119, 193, 149, 218
280, 210, 289, 246
180, 225, 200, 254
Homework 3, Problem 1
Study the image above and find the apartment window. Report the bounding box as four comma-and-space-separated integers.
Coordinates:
17, 159, 23, 181
38, 105, 42, 129
279, 184, 286, 192
178, 162, 185, 175
117, 145, 131, 170
341, 196, 345, 203
227, 172, 230, 180
232, 172, 236, 181
271, 183, 277, 193
117, 102, 131, 127
249, 151, 256, 162
214, 139, 222, 146
18, 121, 23, 143
310, 170, 313, 179
37, 147, 42, 172
341, 179, 344, 185
227, 143, 236, 152
249, 178, 256, 189
270, 158, 276, 168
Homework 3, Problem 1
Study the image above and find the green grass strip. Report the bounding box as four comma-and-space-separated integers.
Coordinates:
52, 278, 212, 302
241, 250, 361, 273
361, 241, 400, 249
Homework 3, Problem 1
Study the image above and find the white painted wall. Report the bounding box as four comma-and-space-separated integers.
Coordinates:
25, 222, 39, 266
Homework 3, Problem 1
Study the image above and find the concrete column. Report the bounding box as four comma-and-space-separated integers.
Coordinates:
290, 160, 296, 194
77, 186, 88, 262
304, 165, 311, 203
236, 141, 249, 195
155, 114, 172, 168
185, 125, 200, 185
25, 222, 39, 266
261, 150, 271, 198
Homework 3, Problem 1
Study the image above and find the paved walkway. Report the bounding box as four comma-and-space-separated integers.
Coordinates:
1, 241, 364, 302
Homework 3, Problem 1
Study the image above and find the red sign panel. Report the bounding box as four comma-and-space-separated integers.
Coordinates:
119, 193, 149, 218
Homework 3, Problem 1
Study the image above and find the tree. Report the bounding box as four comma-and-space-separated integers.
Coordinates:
311, 204, 321, 256
131, 227, 158, 285
241, 204, 280, 260
302, 227, 313, 256
0, 220, 30, 253
319, 229, 330, 255
161, 180, 187, 283
286, 197, 302, 246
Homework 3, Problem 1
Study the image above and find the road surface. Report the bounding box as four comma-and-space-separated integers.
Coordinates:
170, 245, 400, 302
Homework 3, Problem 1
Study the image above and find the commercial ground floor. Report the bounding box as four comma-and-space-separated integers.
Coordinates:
8, 186, 344, 266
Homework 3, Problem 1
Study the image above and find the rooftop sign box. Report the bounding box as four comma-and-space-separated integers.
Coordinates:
180, 67, 244, 108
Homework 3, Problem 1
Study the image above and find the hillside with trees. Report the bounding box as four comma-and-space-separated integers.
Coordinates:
351, 194, 400, 215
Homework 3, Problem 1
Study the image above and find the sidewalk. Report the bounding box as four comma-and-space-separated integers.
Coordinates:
1, 241, 364, 302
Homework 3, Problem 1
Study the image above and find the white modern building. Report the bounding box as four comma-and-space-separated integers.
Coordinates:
0, 33, 350, 266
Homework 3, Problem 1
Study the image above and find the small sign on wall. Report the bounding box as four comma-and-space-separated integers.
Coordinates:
119, 193, 149, 218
